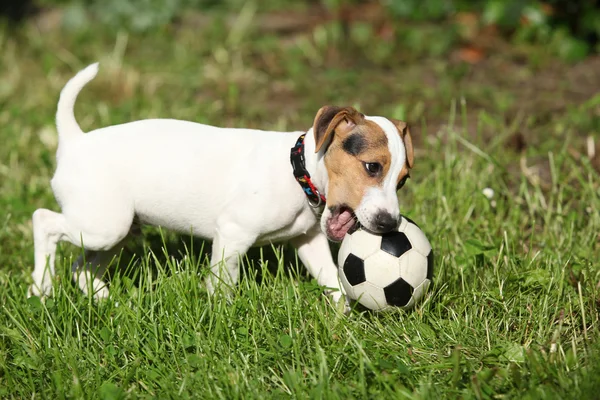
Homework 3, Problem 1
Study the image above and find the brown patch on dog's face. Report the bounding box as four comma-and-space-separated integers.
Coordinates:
312, 106, 391, 210
312, 107, 416, 240
312, 106, 365, 153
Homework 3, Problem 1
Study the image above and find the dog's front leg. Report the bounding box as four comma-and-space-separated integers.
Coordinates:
206, 223, 256, 296
290, 229, 347, 306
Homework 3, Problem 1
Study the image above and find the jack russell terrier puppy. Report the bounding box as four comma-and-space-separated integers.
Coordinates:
29, 63, 414, 304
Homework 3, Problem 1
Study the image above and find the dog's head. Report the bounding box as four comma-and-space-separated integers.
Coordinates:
312, 106, 414, 241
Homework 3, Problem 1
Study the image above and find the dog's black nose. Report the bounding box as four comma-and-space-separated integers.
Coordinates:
374, 211, 398, 232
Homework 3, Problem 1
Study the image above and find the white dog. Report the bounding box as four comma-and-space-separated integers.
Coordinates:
29, 63, 414, 303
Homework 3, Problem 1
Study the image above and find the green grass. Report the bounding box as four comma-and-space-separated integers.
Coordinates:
1, 5, 600, 399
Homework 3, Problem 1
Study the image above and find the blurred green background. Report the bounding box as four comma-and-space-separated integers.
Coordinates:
2, 0, 599, 139
1, 1, 600, 398
3, 0, 600, 62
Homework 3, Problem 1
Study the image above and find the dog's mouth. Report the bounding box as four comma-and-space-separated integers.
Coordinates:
325, 206, 358, 241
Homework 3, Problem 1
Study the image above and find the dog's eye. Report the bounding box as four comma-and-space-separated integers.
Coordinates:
396, 175, 410, 191
364, 162, 382, 177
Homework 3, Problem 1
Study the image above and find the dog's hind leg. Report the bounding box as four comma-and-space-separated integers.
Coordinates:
30, 209, 67, 298
29, 207, 133, 298
205, 221, 256, 296
70, 250, 117, 299
70, 225, 140, 299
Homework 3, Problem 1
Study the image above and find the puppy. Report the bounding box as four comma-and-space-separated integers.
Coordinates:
29, 63, 414, 303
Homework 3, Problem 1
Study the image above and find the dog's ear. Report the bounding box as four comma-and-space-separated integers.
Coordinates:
390, 119, 414, 169
313, 106, 364, 153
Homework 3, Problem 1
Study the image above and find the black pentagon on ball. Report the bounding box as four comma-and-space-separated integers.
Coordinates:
343, 253, 366, 286
383, 277, 414, 307
427, 250, 434, 280
380, 231, 412, 258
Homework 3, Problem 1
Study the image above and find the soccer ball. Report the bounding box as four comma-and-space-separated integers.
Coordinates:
337, 216, 434, 311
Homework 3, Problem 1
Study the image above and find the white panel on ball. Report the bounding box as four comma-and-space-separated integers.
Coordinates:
399, 250, 428, 288
398, 216, 410, 232
353, 282, 388, 310
363, 251, 402, 288
413, 279, 431, 300
345, 229, 382, 260
403, 222, 432, 257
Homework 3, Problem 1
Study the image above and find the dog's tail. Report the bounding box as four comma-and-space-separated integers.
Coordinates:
56, 63, 99, 141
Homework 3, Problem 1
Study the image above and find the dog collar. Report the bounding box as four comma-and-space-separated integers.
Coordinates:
290, 133, 327, 208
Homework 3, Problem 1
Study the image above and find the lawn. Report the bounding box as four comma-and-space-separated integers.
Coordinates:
1, 2, 599, 399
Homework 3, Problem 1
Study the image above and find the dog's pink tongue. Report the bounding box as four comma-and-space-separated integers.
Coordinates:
328, 209, 355, 241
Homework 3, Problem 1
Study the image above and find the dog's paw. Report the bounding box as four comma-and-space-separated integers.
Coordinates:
92, 285, 110, 301
337, 296, 352, 315
73, 272, 110, 301
204, 276, 234, 299
325, 289, 351, 315
27, 282, 51, 299
205, 277, 215, 296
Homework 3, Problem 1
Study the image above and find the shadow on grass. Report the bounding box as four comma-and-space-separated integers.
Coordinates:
99, 228, 311, 291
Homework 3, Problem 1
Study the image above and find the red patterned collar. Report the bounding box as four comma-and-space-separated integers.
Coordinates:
290, 133, 327, 208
